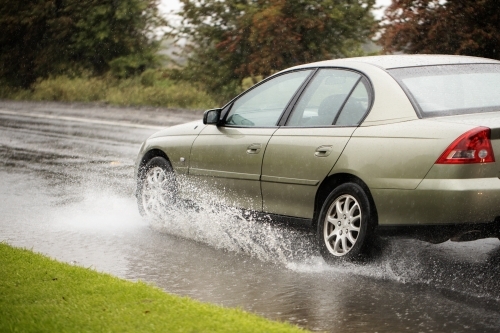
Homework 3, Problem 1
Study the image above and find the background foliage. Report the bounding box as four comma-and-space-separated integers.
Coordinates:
0, 0, 164, 88
176, 0, 376, 102
378, 0, 500, 60
4, 0, 500, 110
0, 72, 216, 110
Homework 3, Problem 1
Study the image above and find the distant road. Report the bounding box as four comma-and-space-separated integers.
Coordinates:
0, 100, 202, 129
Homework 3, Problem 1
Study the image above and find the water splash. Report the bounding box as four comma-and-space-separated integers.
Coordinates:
140, 176, 500, 301
144, 176, 417, 278
142, 176, 427, 284
149, 199, 318, 264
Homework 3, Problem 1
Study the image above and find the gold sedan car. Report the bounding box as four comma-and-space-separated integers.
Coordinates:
135, 55, 500, 263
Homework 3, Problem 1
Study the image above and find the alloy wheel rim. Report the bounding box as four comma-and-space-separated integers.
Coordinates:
323, 194, 361, 256
141, 166, 174, 218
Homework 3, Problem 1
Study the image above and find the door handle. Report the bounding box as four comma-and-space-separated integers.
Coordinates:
315, 145, 333, 157
247, 143, 262, 154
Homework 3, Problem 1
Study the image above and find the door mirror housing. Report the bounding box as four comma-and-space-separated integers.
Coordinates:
203, 108, 222, 125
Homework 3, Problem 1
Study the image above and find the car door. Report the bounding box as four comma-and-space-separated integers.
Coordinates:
189, 70, 313, 211
261, 68, 372, 218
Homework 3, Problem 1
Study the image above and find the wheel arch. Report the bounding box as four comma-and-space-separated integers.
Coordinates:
139, 149, 171, 170
136, 148, 173, 188
313, 173, 378, 228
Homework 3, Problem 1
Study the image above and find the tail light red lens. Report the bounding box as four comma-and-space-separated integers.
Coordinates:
436, 127, 495, 164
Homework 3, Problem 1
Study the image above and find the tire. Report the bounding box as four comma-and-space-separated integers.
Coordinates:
317, 182, 375, 263
137, 156, 177, 218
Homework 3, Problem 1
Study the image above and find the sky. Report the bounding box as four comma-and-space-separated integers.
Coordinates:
160, 0, 393, 20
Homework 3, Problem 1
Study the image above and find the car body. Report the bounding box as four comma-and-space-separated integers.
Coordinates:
135, 55, 500, 262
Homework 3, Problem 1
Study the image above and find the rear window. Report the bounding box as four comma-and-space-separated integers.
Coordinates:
389, 64, 500, 118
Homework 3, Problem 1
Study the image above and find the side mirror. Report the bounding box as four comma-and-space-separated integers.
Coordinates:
203, 108, 222, 125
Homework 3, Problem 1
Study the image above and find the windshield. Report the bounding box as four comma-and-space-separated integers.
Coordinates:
389, 64, 500, 118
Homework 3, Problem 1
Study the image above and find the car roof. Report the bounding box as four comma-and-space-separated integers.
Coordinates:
295, 54, 500, 70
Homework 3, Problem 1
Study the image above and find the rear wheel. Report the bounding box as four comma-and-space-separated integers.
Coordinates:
137, 157, 177, 218
317, 182, 375, 263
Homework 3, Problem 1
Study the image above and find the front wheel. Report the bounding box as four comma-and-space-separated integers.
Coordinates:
317, 182, 375, 263
137, 156, 177, 219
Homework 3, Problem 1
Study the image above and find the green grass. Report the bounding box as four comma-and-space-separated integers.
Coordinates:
0, 243, 306, 333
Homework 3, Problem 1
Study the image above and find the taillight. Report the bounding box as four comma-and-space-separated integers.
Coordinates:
436, 127, 495, 164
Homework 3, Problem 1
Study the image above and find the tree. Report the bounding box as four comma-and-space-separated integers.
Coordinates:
0, 0, 165, 88
176, 0, 376, 100
378, 0, 500, 59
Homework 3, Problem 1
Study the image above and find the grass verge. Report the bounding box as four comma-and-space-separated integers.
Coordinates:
0, 73, 218, 110
0, 243, 305, 333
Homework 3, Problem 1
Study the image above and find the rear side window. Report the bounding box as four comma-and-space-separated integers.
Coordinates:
286, 69, 371, 127
336, 78, 371, 126
389, 64, 500, 117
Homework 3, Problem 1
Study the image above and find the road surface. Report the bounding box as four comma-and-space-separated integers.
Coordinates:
1, 100, 499, 332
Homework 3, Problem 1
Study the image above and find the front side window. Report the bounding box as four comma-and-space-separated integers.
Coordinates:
389, 64, 500, 117
225, 70, 312, 127
286, 69, 370, 127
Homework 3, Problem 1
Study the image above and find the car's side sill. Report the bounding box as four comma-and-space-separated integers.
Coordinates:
178, 198, 315, 230
253, 211, 313, 230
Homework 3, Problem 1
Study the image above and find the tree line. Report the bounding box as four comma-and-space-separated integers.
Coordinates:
0, 0, 164, 88
1, 0, 499, 104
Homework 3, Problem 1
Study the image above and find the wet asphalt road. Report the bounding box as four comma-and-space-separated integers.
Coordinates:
1, 100, 500, 332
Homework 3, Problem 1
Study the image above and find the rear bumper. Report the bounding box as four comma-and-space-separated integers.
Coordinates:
372, 177, 500, 226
